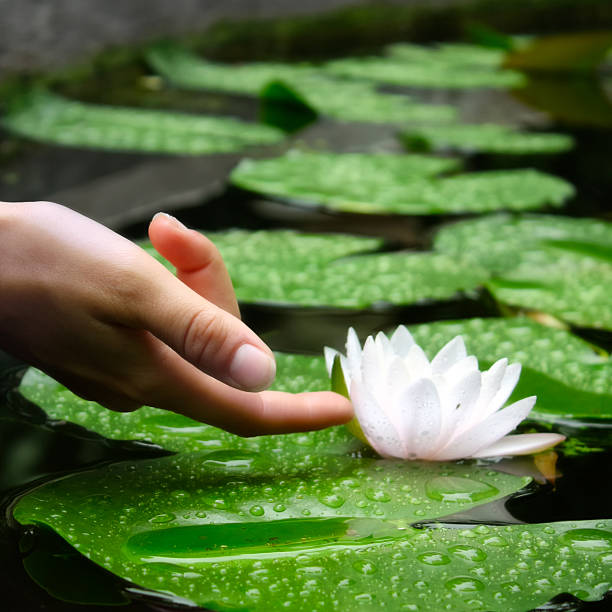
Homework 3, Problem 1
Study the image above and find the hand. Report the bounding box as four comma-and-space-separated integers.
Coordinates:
0, 201, 352, 436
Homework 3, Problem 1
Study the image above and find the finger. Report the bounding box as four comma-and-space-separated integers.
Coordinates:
129, 342, 354, 436
148, 213, 240, 318
124, 260, 276, 392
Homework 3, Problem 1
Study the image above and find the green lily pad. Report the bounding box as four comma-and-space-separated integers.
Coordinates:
12, 454, 612, 611
434, 215, 612, 329
146, 43, 457, 124
386, 42, 507, 69
406, 318, 612, 423
402, 123, 574, 154
323, 56, 525, 89
1, 89, 284, 154
19, 352, 358, 455
232, 154, 574, 214
144, 228, 488, 307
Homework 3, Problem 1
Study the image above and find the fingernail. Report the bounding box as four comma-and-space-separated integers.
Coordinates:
229, 344, 276, 391
153, 212, 187, 230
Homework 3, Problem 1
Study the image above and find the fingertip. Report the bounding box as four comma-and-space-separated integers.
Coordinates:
306, 391, 354, 426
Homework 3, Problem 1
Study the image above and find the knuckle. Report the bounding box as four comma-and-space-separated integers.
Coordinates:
182, 308, 230, 371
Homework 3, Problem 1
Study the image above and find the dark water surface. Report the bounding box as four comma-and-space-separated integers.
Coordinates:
1, 27, 611, 612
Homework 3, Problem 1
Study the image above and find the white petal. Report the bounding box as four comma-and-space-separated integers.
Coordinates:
482, 363, 522, 418
390, 325, 415, 356
471, 433, 566, 458
474, 358, 507, 412
375, 331, 393, 362
442, 355, 479, 388
386, 356, 410, 431
361, 337, 384, 401
395, 378, 443, 459
438, 369, 482, 446
431, 335, 467, 375
351, 380, 403, 458
403, 344, 431, 380
324, 346, 339, 376
345, 327, 363, 383
432, 396, 536, 461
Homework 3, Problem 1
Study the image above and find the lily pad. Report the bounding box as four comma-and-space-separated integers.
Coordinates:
1, 89, 284, 154
146, 44, 457, 124
402, 123, 574, 155
232, 154, 574, 214
434, 215, 612, 329
387, 42, 507, 69
19, 353, 358, 455
323, 56, 525, 89
406, 318, 612, 423
12, 454, 612, 611
144, 228, 488, 307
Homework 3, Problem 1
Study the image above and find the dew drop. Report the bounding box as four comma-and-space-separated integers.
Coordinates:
249, 505, 265, 517
445, 577, 485, 595
319, 494, 345, 509
149, 513, 176, 524
273, 503, 286, 513
365, 488, 391, 502
353, 560, 377, 575
417, 552, 451, 566
448, 545, 487, 562
426, 477, 499, 503
559, 528, 612, 552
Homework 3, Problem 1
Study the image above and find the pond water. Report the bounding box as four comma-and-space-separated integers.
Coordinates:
0, 20, 611, 612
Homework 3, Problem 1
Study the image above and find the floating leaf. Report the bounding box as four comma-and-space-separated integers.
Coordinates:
232, 154, 573, 214
406, 318, 612, 423
18, 353, 358, 455
402, 123, 573, 154
13, 454, 612, 611
434, 215, 612, 329
323, 55, 525, 89
1, 89, 284, 154
434, 214, 612, 273
386, 42, 507, 69
147, 43, 456, 124
144, 228, 488, 307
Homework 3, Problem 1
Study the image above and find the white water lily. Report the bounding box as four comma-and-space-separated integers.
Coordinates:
325, 326, 565, 461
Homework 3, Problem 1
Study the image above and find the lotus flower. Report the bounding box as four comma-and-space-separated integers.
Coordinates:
324, 327, 565, 460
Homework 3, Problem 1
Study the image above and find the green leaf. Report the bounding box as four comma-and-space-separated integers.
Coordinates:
12, 455, 612, 611
146, 43, 457, 124
1, 89, 284, 154
323, 56, 525, 89
144, 228, 488, 307
434, 215, 612, 329
386, 42, 507, 69
402, 123, 574, 155
406, 318, 612, 422
331, 355, 349, 399
232, 154, 574, 214
19, 353, 359, 455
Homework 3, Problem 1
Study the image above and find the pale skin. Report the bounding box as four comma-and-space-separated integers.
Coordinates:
0, 200, 353, 436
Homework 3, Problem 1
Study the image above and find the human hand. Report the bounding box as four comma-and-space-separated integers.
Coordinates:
0, 201, 352, 436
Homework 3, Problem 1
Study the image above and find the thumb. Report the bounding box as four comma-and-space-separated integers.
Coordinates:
131, 261, 276, 392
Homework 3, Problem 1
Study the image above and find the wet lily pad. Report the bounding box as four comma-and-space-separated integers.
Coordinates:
1, 89, 284, 154
19, 353, 358, 455
232, 154, 574, 214
146, 44, 456, 124
406, 318, 612, 423
144, 228, 488, 307
434, 215, 612, 329
402, 123, 574, 154
12, 454, 612, 611
323, 56, 525, 89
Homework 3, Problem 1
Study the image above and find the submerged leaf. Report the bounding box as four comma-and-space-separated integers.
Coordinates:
1, 89, 284, 154
12, 454, 611, 611
232, 152, 573, 214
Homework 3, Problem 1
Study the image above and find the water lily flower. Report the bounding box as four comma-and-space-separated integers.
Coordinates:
324, 326, 565, 461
